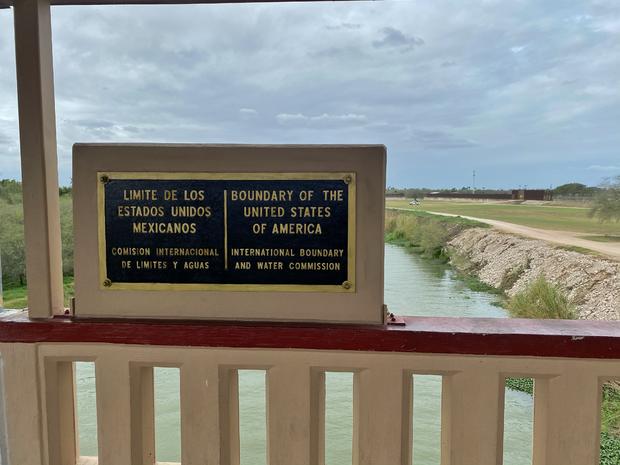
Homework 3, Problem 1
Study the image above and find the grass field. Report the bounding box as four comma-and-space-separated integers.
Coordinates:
387, 199, 620, 235
1, 276, 74, 309
581, 235, 620, 243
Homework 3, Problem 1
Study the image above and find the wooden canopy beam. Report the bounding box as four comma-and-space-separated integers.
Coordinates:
2, 0, 363, 8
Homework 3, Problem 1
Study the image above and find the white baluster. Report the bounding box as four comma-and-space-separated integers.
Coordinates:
219, 368, 240, 465
96, 356, 132, 465
44, 359, 77, 465
180, 360, 226, 465
266, 364, 313, 465
353, 367, 412, 465
441, 368, 504, 465
129, 365, 155, 465
0, 344, 46, 465
310, 370, 326, 465
533, 372, 601, 465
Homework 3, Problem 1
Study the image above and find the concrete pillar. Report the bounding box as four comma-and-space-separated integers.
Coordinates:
13, 0, 64, 318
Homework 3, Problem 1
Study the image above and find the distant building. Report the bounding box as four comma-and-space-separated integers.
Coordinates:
424, 192, 512, 200
511, 189, 553, 201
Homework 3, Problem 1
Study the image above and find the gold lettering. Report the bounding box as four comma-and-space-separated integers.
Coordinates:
256, 261, 283, 270
271, 223, 322, 235
229, 190, 294, 202
123, 189, 158, 201
132, 222, 197, 234
288, 262, 341, 271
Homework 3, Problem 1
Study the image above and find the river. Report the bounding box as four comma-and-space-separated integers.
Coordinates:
75, 244, 533, 463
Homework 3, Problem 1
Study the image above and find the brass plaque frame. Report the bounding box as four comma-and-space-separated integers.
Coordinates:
97, 171, 356, 293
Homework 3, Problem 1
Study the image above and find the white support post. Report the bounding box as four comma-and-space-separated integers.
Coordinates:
13, 0, 64, 318
44, 360, 77, 465
0, 344, 45, 465
353, 367, 412, 465
180, 360, 222, 465
533, 372, 601, 465
129, 365, 155, 465
309, 369, 326, 465
441, 368, 505, 465
218, 368, 240, 465
266, 364, 313, 465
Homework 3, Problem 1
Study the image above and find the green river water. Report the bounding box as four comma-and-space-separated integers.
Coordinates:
75, 244, 534, 463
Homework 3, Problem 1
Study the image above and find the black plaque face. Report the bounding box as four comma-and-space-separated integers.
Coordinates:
98, 172, 355, 292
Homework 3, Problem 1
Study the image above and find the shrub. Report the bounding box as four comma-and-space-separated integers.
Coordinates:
506, 275, 575, 319
385, 210, 486, 261
590, 176, 620, 223
601, 432, 620, 465
505, 377, 534, 394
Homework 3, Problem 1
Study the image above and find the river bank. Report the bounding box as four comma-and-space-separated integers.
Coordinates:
386, 209, 620, 464
386, 208, 620, 320
449, 228, 620, 321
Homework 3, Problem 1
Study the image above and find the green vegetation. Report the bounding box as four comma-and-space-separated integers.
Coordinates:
601, 433, 620, 465
603, 384, 620, 436
580, 235, 620, 243
455, 270, 502, 294
553, 182, 599, 197
385, 209, 486, 260
602, 385, 620, 465
505, 275, 576, 319
590, 176, 620, 223
0, 180, 73, 305
387, 198, 620, 235
556, 244, 600, 255
499, 264, 528, 291
505, 377, 534, 394
1, 282, 27, 309
1, 276, 74, 309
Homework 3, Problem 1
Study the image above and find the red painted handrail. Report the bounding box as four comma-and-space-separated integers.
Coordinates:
1, 311, 620, 359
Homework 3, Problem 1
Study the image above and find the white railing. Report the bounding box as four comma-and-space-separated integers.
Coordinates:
0, 314, 618, 465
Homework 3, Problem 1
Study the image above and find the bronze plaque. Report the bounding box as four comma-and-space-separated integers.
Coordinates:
98, 172, 355, 292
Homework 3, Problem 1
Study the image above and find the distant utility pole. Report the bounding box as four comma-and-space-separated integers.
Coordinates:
472, 170, 476, 194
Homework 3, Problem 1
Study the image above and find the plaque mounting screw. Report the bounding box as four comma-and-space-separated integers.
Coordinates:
342, 280, 352, 290
103, 279, 112, 288
100, 175, 109, 184
343, 175, 353, 184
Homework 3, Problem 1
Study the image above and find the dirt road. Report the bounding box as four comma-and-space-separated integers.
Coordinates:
423, 210, 620, 261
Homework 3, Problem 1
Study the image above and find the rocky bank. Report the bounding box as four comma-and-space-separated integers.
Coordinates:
448, 228, 620, 320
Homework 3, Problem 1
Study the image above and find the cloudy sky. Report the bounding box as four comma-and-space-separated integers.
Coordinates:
0, 0, 619, 189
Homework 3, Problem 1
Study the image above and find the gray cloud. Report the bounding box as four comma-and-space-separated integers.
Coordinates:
588, 165, 620, 171
372, 27, 424, 50
276, 112, 367, 127
310, 45, 364, 59
325, 22, 361, 31
0, 1, 619, 188
409, 129, 477, 150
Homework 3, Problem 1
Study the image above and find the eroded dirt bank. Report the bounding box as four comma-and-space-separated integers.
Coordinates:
448, 228, 620, 320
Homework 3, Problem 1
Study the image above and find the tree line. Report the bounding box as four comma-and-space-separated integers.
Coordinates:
386, 182, 606, 199
0, 180, 73, 287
